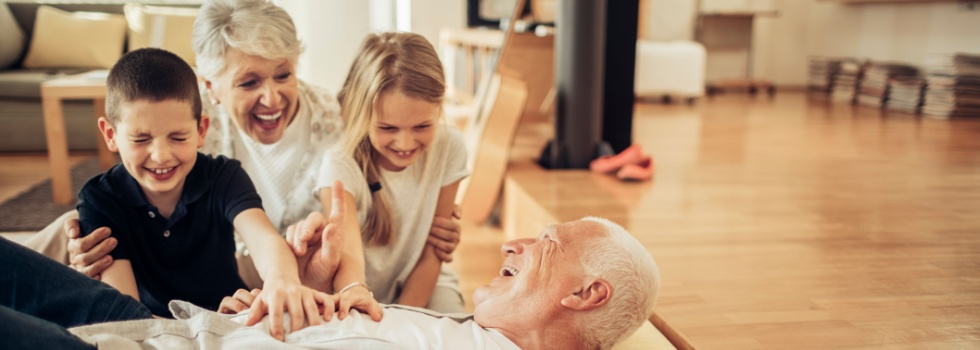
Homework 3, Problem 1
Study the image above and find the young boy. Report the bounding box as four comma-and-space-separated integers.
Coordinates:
78, 48, 329, 340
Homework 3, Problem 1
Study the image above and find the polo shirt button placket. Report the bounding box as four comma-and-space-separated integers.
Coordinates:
163, 230, 171, 238
148, 211, 155, 218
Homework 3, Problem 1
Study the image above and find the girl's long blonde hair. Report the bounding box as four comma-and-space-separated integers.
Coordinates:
336, 32, 446, 246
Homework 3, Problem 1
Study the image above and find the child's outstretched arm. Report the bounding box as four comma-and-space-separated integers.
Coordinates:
396, 180, 462, 308
309, 181, 383, 321
233, 208, 333, 341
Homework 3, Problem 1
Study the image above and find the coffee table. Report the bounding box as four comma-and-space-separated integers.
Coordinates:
41, 70, 115, 204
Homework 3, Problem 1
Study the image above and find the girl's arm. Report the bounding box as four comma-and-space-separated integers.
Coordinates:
396, 180, 461, 308
318, 185, 382, 320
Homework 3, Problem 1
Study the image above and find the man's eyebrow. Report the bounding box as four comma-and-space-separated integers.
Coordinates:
540, 224, 557, 238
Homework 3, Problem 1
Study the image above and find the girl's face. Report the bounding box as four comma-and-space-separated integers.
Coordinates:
204, 48, 299, 145
369, 90, 440, 171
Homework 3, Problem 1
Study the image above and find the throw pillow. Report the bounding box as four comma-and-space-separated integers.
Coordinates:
21, 6, 127, 69
0, 1, 26, 68
124, 4, 198, 66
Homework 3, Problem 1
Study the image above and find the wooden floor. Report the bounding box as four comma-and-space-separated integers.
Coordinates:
3, 92, 980, 349
456, 92, 980, 349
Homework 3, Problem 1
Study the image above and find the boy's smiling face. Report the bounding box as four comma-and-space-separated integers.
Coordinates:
99, 99, 208, 202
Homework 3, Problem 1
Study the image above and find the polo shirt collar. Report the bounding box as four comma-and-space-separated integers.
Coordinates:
111, 153, 210, 208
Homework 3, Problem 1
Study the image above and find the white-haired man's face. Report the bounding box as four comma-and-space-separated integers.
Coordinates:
472, 220, 610, 327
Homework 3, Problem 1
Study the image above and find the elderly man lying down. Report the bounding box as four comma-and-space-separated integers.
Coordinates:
0, 217, 659, 350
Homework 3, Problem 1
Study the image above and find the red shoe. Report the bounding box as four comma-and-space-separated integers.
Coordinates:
617, 156, 653, 181
590, 144, 645, 173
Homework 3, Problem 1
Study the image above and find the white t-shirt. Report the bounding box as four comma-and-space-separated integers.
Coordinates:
316, 126, 470, 304
201, 81, 343, 233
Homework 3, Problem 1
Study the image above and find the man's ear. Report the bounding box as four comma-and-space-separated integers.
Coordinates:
97, 117, 119, 152
197, 115, 210, 148
560, 278, 612, 311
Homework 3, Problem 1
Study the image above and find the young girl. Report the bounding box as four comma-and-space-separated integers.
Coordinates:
315, 32, 469, 313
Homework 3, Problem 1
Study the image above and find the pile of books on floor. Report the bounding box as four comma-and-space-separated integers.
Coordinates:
830, 59, 865, 103
807, 57, 841, 101
857, 62, 919, 109
886, 77, 925, 114
923, 53, 980, 118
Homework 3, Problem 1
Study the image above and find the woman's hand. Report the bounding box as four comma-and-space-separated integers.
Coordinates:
66, 217, 116, 279
426, 206, 462, 263
218, 288, 261, 314
244, 279, 336, 341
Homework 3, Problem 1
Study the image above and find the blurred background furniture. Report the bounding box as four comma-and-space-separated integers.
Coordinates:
635, 40, 706, 103
0, 1, 199, 152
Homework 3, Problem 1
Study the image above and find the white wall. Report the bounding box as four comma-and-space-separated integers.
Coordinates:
410, 0, 465, 47
275, 0, 465, 92
754, 0, 980, 86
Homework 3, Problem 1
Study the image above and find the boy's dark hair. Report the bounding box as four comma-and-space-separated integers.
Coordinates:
106, 48, 202, 125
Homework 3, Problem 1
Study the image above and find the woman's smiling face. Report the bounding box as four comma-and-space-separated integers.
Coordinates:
205, 48, 299, 145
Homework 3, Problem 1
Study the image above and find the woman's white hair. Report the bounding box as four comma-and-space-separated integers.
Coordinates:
192, 0, 304, 79
578, 217, 661, 350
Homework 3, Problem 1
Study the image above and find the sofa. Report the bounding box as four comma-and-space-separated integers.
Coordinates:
0, 1, 198, 152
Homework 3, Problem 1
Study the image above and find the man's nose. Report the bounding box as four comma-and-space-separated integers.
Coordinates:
501, 238, 535, 255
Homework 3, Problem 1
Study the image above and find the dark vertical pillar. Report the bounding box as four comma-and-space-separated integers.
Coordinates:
542, 0, 607, 169
602, 0, 639, 154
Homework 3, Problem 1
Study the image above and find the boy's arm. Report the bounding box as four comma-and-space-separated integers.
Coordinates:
100, 259, 139, 302
396, 181, 461, 308
233, 209, 331, 340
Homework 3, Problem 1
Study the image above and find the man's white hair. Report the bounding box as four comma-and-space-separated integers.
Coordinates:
192, 0, 304, 80
578, 217, 661, 350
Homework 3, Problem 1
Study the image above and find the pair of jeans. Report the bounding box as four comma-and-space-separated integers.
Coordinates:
0, 236, 151, 349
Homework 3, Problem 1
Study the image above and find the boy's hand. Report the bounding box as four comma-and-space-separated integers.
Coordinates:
286, 182, 346, 291
66, 218, 116, 279
245, 280, 335, 341
337, 286, 383, 321
427, 206, 462, 263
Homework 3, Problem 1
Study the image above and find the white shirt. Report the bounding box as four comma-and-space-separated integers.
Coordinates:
70, 300, 521, 350
316, 126, 470, 304
201, 81, 343, 233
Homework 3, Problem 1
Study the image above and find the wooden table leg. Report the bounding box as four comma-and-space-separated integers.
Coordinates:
92, 99, 114, 170
41, 95, 72, 205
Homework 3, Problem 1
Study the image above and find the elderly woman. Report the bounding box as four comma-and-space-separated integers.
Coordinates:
24, 0, 463, 309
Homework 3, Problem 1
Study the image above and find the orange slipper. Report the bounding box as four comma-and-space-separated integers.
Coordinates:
590, 144, 645, 173
617, 156, 654, 181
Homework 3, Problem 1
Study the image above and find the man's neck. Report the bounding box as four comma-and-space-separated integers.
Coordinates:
492, 318, 583, 350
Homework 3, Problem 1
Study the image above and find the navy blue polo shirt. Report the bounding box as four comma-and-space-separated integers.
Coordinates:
77, 153, 261, 317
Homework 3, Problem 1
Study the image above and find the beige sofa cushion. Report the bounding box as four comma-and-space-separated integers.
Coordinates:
0, 1, 27, 68
124, 4, 198, 66
22, 6, 126, 69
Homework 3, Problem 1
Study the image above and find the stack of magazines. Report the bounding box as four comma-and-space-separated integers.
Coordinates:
922, 53, 980, 118
857, 62, 918, 109
831, 59, 865, 103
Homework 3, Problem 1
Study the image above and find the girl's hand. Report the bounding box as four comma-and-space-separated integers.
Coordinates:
336, 285, 383, 321
427, 206, 462, 263
245, 279, 335, 341
287, 183, 347, 291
